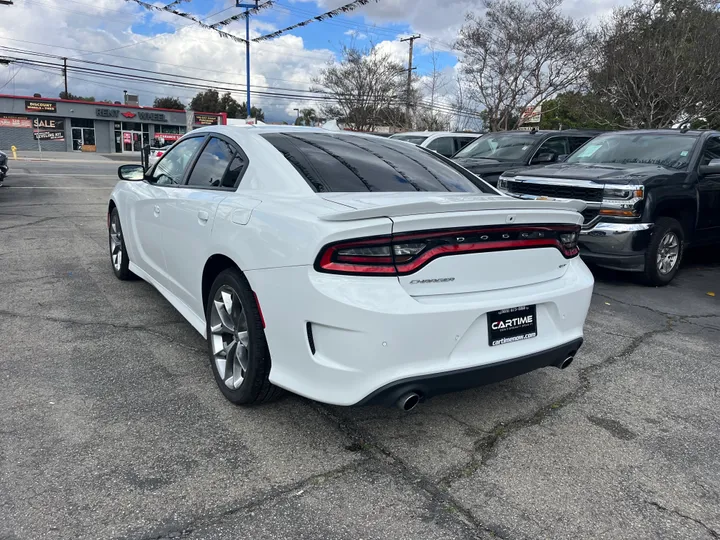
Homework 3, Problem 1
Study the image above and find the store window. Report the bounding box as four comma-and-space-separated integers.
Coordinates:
71, 118, 96, 152
154, 124, 186, 147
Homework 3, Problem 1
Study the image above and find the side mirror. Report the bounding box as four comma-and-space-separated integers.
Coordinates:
531, 152, 556, 165
557, 154, 568, 162
699, 158, 720, 176
118, 164, 145, 181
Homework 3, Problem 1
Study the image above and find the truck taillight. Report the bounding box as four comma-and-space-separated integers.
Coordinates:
315, 224, 581, 276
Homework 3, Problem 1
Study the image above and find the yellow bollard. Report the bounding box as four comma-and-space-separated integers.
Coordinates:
11, 145, 17, 159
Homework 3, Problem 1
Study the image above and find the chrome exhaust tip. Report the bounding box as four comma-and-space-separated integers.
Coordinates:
397, 392, 420, 411
560, 356, 575, 370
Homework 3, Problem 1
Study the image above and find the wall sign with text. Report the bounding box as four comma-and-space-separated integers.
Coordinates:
26, 100, 57, 113
194, 114, 219, 126
0, 115, 32, 128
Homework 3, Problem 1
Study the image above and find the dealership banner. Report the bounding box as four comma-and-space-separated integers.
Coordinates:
34, 131, 65, 141
32, 117, 64, 131
26, 100, 57, 113
0, 115, 33, 128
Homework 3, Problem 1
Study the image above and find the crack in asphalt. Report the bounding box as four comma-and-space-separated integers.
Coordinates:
593, 291, 717, 320
0, 309, 202, 354
646, 500, 720, 538
310, 402, 501, 540
437, 321, 675, 488
127, 461, 368, 540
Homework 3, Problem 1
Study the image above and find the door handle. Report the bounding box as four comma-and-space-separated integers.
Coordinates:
153, 205, 160, 215
198, 210, 209, 223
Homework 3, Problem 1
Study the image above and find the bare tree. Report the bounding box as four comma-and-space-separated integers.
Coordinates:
416, 45, 452, 131
312, 45, 408, 132
589, 0, 720, 128
455, 0, 588, 131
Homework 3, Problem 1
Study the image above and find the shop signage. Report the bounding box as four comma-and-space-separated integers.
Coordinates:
96, 108, 120, 118
194, 114, 219, 126
121, 112, 137, 118
34, 131, 65, 141
32, 117, 64, 131
0, 114, 32, 128
138, 111, 167, 122
156, 133, 182, 142
26, 100, 57, 113
123, 132, 132, 143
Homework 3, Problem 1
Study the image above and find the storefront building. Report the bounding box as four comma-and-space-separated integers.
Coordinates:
0, 94, 227, 153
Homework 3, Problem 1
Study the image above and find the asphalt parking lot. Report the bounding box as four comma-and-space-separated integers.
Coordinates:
1, 158, 719, 540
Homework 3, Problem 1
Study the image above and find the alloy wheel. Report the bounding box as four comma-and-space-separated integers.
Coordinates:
656, 231, 679, 275
109, 213, 123, 271
209, 286, 250, 390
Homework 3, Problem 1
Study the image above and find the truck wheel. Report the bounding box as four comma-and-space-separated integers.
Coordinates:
643, 217, 684, 286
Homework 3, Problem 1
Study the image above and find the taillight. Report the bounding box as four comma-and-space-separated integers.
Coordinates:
156, 151, 164, 158
315, 224, 581, 276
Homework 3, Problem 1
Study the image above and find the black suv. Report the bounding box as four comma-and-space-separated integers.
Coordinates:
497, 129, 720, 285
451, 129, 602, 186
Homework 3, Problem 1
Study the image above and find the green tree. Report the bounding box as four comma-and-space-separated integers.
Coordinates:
190, 89, 221, 112
295, 108, 317, 126
238, 102, 265, 121
59, 91, 95, 102
153, 96, 185, 110
538, 92, 621, 130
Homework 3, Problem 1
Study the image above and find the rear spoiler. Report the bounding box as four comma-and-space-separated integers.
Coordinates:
319, 196, 586, 222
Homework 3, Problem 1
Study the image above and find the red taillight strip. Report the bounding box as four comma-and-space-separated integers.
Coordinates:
315, 225, 580, 276
394, 238, 565, 274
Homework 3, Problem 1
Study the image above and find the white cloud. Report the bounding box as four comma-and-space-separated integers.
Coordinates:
344, 29, 368, 39
0, 0, 335, 121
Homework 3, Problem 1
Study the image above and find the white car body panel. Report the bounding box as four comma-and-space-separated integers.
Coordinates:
109, 125, 594, 406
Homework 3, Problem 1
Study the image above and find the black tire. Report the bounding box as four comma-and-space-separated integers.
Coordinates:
108, 207, 133, 280
642, 217, 684, 286
205, 268, 284, 405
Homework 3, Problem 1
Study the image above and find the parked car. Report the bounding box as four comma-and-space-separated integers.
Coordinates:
497, 129, 720, 285
389, 131, 481, 157
148, 139, 175, 167
0, 150, 8, 185
108, 126, 593, 409
451, 129, 602, 186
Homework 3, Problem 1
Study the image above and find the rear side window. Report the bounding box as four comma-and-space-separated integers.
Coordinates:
187, 137, 242, 188
261, 132, 485, 193
426, 137, 455, 157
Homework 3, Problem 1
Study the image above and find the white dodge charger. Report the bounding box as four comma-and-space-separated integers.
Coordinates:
108, 126, 594, 410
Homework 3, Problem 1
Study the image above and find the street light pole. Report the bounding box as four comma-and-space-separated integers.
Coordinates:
237, 0, 259, 119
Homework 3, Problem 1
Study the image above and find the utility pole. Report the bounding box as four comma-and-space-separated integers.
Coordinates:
400, 35, 420, 130
237, 0, 260, 119
62, 57, 68, 96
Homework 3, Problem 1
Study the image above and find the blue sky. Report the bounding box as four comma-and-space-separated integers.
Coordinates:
2, 0, 624, 122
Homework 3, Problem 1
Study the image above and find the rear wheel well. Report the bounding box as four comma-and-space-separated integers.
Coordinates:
202, 254, 241, 311
654, 202, 695, 241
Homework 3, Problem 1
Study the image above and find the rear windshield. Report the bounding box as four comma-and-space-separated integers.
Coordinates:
454, 133, 536, 161
389, 134, 429, 144
260, 132, 488, 193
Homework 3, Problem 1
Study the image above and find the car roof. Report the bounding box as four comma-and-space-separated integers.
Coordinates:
391, 131, 480, 137
593, 129, 720, 137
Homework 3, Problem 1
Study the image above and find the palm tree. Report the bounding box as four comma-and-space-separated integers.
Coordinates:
295, 108, 317, 126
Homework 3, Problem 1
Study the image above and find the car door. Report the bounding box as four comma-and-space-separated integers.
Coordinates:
425, 136, 456, 157
128, 136, 205, 284
697, 135, 720, 239
161, 135, 248, 314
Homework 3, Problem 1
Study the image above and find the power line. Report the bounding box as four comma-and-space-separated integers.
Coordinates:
254, 0, 379, 42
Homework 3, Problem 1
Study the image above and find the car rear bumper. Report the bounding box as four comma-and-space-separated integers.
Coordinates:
579, 222, 653, 272
246, 257, 594, 406
357, 338, 583, 406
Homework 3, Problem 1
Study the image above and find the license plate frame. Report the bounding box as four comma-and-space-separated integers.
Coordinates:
487, 305, 538, 347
